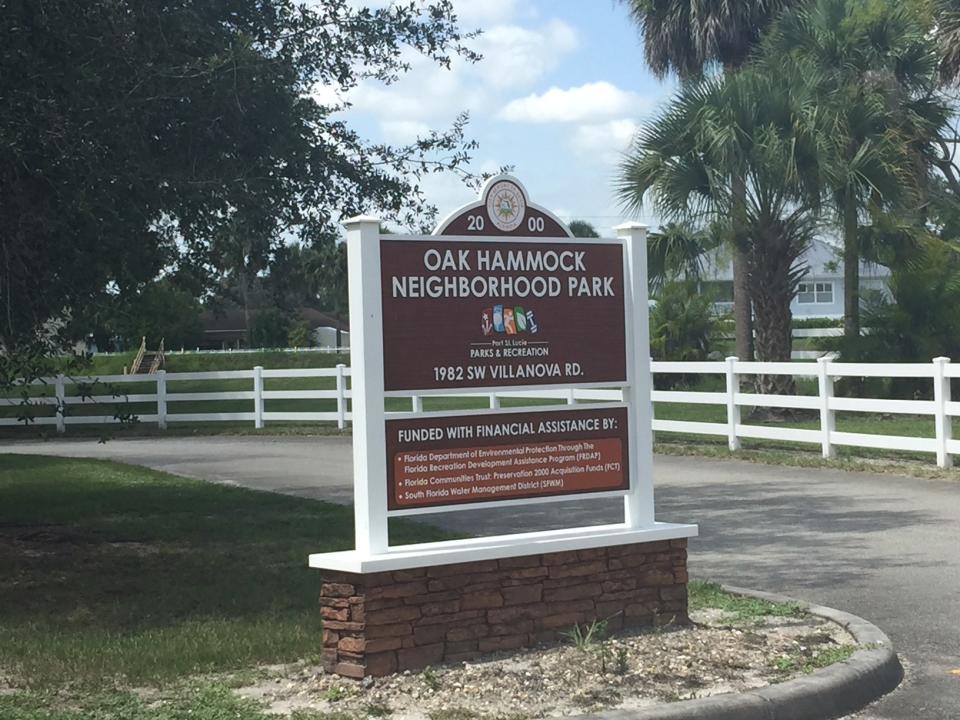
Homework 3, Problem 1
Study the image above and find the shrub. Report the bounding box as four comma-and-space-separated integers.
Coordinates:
825, 245, 960, 397
650, 281, 719, 388
250, 307, 292, 349
287, 320, 313, 348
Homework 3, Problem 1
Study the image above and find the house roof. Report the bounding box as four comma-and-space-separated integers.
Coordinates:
701, 236, 890, 282
199, 307, 349, 335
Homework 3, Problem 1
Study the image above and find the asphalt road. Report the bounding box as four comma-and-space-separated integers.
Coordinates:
3, 436, 959, 719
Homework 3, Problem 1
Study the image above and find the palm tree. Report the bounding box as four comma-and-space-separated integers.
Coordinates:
645, 222, 722, 292
618, 68, 824, 393
568, 220, 600, 238
623, 0, 799, 79
936, 0, 960, 84
763, 0, 950, 339
925, 1, 960, 201
621, 0, 801, 363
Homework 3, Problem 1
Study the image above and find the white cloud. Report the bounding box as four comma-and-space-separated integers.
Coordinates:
334, 17, 578, 124
453, 0, 523, 25
499, 82, 649, 123
312, 83, 346, 108
570, 119, 640, 163
472, 20, 578, 90
347, 52, 488, 121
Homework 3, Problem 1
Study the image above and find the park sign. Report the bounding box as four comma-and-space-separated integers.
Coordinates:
309, 173, 696, 568
382, 177, 629, 513
380, 238, 626, 391
381, 176, 626, 392
309, 175, 697, 679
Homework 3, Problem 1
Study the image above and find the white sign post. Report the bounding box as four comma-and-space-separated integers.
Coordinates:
618, 221, 657, 530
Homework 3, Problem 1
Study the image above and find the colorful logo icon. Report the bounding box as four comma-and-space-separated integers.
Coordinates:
482, 306, 539, 335
515, 306, 528, 332
526, 309, 539, 334
504, 308, 516, 334
481, 308, 493, 336
492, 305, 505, 333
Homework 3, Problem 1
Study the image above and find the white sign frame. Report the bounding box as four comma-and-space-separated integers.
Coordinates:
309, 178, 697, 574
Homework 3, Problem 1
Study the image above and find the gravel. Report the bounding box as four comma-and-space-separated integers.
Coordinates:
235, 608, 856, 719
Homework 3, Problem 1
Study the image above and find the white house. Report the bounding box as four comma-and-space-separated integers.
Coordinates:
700, 237, 891, 320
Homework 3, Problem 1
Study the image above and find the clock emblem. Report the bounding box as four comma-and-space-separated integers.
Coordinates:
486, 180, 526, 232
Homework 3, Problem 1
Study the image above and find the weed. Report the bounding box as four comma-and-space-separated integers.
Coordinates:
570, 687, 621, 709
614, 647, 629, 675
689, 581, 805, 624
292, 712, 357, 720
773, 644, 856, 676
659, 688, 683, 703
421, 667, 441, 691
427, 708, 478, 720
224, 670, 259, 688
562, 619, 608, 649
322, 685, 352, 703
365, 700, 393, 717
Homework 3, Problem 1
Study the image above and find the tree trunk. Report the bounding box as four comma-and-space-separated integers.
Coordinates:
733, 247, 753, 360
750, 240, 796, 398
731, 173, 754, 363
240, 274, 253, 348
842, 194, 860, 339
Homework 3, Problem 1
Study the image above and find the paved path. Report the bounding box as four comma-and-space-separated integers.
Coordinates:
4, 436, 959, 719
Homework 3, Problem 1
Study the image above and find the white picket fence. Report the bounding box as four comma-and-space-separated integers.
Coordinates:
4, 357, 957, 468
650, 356, 954, 468
2, 365, 352, 431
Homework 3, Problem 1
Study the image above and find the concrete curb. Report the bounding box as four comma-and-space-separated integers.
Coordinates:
588, 585, 903, 720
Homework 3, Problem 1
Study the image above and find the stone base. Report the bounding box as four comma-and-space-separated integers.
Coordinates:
319, 538, 688, 678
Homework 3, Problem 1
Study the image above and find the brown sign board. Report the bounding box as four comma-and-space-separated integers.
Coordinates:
380, 239, 627, 392
386, 406, 629, 511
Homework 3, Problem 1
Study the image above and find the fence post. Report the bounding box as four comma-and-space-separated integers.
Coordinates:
567, 388, 576, 405
411, 395, 423, 414
816, 357, 835, 459
156, 370, 167, 430
649, 356, 655, 442
724, 357, 740, 451
489, 393, 500, 410
335, 363, 347, 430
55, 374, 66, 434
253, 366, 264, 429
933, 357, 952, 469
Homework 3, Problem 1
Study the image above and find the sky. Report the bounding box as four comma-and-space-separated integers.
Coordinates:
324, 0, 676, 236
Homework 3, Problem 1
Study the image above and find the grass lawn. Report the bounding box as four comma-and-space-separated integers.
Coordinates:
0, 456, 863, 719
0, 454, 452, 719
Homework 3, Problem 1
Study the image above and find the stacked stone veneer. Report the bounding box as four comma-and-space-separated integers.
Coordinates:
320, 538, 688, 678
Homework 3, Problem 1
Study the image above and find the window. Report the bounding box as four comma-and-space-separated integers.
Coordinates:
797, 281, 833, 304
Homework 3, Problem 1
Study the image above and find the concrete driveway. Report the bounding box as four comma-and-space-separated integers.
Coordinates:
3, 436, 959, 719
